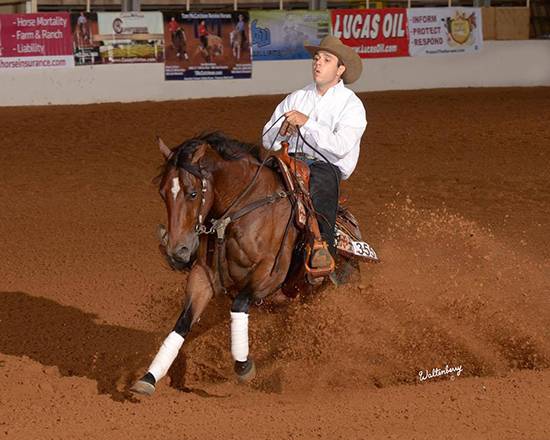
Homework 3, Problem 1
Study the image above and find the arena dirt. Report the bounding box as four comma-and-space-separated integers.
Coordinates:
0, 87, 549, 439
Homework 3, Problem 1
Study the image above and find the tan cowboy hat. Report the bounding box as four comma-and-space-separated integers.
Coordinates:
304, 35, 362, 85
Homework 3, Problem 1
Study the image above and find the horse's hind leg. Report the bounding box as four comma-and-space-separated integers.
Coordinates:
131, 263, 215, 396
230, 290, 256, 382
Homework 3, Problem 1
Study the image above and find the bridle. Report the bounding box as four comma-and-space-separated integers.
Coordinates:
191, 165, 287, 242
194, 176, 211, 235
162, 128, 293, 283
174, 154, 289, 288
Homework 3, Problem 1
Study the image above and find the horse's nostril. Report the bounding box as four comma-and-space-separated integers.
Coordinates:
174, 245, 189, 259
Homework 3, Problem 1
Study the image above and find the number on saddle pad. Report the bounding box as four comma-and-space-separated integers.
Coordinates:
335, 228, 379, 262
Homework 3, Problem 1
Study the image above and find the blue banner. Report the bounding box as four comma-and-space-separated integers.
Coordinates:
250, 10, 329, 61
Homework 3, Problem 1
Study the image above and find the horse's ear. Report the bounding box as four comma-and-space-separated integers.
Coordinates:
191, 143, 207, 164
157, 136, 172, 160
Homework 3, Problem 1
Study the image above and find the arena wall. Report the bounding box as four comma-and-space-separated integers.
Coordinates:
1, 40, 549, 106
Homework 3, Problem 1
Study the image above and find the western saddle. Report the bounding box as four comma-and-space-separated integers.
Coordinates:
267, 141, 335, 279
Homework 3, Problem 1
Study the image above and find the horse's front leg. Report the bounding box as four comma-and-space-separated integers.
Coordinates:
230, 290, 256, 382
131, 263, 215, 396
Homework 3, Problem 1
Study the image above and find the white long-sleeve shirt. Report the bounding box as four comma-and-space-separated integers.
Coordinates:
262, 80, 367, 180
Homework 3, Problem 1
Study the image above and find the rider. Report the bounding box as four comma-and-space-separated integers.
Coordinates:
198, 19, 208, 51
262, 35, 367, 273
168, 16, 179, 36
76, 12, 89, 45
235, 14, 246, 50
168, 16, 188, 60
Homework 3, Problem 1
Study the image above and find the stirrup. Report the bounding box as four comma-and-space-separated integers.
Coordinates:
305, 240, 335, 278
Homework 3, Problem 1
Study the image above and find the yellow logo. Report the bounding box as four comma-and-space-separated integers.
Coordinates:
446, 11, 477, 46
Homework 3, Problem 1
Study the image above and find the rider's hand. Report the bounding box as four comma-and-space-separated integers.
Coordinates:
284, 110, 308, 128
280, 110, 308, 136
279, 120, 297, 136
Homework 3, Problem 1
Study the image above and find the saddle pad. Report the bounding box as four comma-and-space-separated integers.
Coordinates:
335, 206, 379, 262
335, 227, 379, 262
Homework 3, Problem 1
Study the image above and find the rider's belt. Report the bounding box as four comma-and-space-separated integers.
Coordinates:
290, 152, 317, 162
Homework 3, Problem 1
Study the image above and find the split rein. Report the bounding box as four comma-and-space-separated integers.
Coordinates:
193, 174, 289, 242
191, 116, 289, 242
179, 117, 323, 285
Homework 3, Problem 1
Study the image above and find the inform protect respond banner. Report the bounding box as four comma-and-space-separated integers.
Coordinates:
330, 9, 409, 58
408, 8, 483, 56
0, 13, 74, 70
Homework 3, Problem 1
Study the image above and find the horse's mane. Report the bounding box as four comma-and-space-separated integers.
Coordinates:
158, 131, 263, 180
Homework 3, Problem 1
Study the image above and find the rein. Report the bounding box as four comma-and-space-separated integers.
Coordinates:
191, 146, 290, 289
174, 118, 292, 288
195, 178, 288, 241
194, 116, 288, 240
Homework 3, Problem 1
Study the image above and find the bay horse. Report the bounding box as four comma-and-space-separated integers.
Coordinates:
196, 35, 224, 63
171, 27, 188, 60
131, 132, 373, 396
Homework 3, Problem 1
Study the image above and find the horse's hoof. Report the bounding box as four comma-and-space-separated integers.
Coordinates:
130, 372, 156, 396
234, 358, 256, 383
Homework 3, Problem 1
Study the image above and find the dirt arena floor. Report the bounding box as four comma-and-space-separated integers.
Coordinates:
1, 87, 549, 439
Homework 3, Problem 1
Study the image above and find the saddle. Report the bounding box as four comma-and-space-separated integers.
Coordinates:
267, 141, 335, 279
265, 141, 379, 296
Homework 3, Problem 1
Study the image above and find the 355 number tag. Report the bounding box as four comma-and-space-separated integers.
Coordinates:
351, 240, 378, 261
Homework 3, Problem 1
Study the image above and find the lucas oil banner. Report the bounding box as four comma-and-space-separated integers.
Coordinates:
164, 12, 252, 80
408, 8, 483, 56
330, 9, 409, 58
0, 13, 74, 70
250, 10, 329, 61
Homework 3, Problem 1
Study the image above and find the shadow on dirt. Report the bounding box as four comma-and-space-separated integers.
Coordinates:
0, 291, 238, 401
0, 291, 161, 401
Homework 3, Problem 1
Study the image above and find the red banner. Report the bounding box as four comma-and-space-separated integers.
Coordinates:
331, 9, 409, 58
0, 13, 74, 69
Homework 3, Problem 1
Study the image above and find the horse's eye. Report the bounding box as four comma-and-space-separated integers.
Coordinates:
189, 191, 198, 199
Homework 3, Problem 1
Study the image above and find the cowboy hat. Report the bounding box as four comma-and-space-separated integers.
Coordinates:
304, 35, 362, 85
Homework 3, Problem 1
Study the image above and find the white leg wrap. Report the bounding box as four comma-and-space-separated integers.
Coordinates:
148, 331, 184, 382
230, 311, 249, 362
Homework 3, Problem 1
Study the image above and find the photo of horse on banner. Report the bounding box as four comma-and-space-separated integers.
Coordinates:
196, 34, 224, 62
163, 11, 252, 80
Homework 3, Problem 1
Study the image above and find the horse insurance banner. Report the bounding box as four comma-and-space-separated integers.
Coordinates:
71, 13, 102, 65
330, 9, 409, 58
408, 8, 483, 56
95, 12, 164, 63
249, 10, 329, 61
0, 13, 74, 70
163, 12, 252, 81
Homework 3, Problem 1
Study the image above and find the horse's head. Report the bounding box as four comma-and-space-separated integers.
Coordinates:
157, 138, 214, 271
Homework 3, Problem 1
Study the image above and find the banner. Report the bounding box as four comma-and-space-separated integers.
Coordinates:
250, 10, 329, 61
71, 12, 101, 65
95, 12, 164, 63
164, 12, 252, 80
408, 7, 483, 56
0, 13, 74, 70
331, 9, 409, 58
